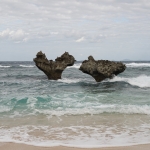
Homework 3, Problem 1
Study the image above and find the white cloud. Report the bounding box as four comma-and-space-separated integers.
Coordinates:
76, 37, 85, 42
0, 0, 150, 60
1, 0, 150, 42
0, 28, 29, 42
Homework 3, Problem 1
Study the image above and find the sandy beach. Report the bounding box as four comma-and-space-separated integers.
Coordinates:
0, 143, 150, 150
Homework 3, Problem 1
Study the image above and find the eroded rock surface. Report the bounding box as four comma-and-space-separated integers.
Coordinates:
33, 51, 75, 80
79, 56, 126, 82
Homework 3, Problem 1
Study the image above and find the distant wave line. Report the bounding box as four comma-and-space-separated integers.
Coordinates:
19, 65, 35, 68
0, 65, 11, 68
126, 63, 150, 67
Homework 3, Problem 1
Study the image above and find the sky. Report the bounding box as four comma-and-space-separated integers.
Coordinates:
0, 0, 150, 61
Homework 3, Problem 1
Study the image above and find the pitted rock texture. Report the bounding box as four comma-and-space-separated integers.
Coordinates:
33, 51, 75, 80
79, 56, 126, 82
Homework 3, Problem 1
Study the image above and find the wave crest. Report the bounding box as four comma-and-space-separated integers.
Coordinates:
19, 65, 35, 68
34, 104, 150, 116
67, 63, 81, 69
0, 65, 11, 68
126, 63, 150, 68
110, 75, 150, 88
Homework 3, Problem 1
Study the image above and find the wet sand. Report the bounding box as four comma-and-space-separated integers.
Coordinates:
0, 143, 150, 150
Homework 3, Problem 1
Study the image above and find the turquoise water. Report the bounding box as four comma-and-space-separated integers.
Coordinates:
0, 61, 150, 147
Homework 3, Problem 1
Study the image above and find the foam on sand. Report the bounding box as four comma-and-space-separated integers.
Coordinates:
0, 122, 150, 148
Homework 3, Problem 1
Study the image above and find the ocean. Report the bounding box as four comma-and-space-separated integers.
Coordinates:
0, 61, 150, 148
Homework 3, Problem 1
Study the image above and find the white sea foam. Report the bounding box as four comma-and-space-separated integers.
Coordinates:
0, 65, 11, 68
67, 63, 81, 69
0, 106, 12, 113
59, 75, 150, 87
27, 97, 38, 109
109, 75, 150, 88
34, 104, 150, 116
19, 65, 35, 68
58, 78, 82, 83
126, 63, 150, 67
58, 77, 94, 84
0, 124, 150, 147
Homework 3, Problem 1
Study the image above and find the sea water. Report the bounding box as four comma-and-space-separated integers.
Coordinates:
0, 61, 150, 147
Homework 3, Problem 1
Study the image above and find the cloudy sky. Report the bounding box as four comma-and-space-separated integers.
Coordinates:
0, 0, 150, 61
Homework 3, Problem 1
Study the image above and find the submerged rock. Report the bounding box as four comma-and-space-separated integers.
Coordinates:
79, 56, 126, 82
33, 51, 75, 80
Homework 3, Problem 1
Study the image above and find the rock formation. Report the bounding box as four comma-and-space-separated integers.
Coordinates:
33, 51, 75, 80
79, 56, 126, 82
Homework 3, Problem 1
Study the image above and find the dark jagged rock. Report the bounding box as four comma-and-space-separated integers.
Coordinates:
33, 51, 75, 80
79, 56, 126, 82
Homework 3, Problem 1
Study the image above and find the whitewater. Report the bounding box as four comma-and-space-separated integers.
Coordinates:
0, 61, 150, 148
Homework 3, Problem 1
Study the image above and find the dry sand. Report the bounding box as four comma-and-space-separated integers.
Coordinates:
0, 143, 150, 150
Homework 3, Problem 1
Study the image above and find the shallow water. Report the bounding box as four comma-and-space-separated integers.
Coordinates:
0, 61, 150, 147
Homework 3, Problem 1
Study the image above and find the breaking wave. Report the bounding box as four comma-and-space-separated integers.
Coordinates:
110, 75, 150, 88
57, 75, 150, 88
1, 97, 150, 115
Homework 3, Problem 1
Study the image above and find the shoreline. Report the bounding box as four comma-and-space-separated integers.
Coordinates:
0, 143, 150, 150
